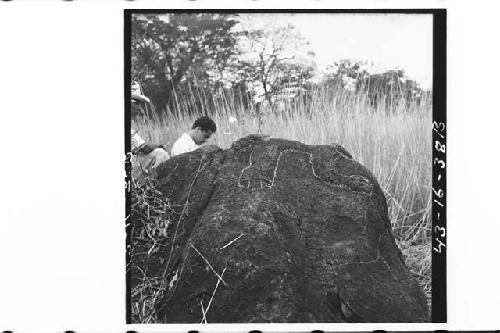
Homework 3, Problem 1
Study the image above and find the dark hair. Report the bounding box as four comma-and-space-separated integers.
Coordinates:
192, 116, 216, 133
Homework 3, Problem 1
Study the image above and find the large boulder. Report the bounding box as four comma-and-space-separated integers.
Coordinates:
130, 135, 429, 323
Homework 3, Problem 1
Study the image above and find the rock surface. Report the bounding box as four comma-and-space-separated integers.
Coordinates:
130, 135, 429, 323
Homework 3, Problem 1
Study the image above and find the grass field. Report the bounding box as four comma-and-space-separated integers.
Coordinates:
132, 86, 433, 314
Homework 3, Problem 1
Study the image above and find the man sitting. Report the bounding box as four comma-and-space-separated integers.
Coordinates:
131, 82, 169, 169
171, 116, 217, 157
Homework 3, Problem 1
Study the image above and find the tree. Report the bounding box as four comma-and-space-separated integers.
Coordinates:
235, 23, 315, 108
325, 59, 370, 91
323, 59, 426, 110
131, 13, 240, 112
357, 69, 425, 109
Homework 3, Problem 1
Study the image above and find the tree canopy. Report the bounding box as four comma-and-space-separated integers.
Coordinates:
131, 13, 428, 115
132, 13, 240, 111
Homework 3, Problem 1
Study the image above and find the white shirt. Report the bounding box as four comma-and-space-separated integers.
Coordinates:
171, 133, 199, 157
131, 129, 146, 153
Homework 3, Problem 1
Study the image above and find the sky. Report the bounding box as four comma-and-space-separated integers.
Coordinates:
238, 13, 433, 89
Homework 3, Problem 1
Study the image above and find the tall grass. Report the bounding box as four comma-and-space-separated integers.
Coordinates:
132, 84, 432, 308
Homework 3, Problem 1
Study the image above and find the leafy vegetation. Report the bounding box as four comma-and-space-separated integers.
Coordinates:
131, 14, 428, 116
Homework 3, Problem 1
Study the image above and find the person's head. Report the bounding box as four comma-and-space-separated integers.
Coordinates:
189, 116, 217, 145
131, 81, 151, 119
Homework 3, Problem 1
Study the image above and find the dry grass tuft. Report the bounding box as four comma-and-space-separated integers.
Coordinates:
129, 174, 173, 323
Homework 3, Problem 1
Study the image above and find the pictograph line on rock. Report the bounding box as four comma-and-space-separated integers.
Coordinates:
200, 300, 207, 324
336, 232, 396, 281
200, 265, 227, 324
190, 242, 228, 286
220, 233, 244, 250
237, 149, 254, 188
269, 149, 322, 188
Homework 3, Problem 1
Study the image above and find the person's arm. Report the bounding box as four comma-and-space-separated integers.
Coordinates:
136, 144, 166, 155
132, 129, 166, 155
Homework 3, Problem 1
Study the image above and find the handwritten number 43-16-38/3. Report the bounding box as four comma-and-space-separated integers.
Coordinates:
433, 121, 446, 254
